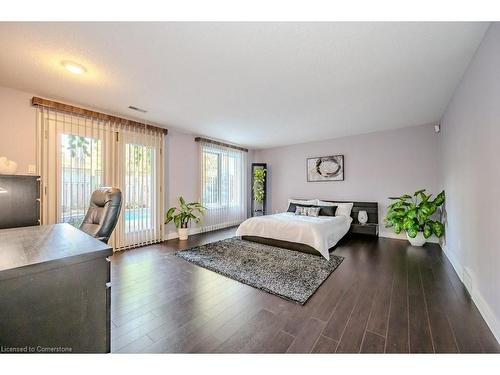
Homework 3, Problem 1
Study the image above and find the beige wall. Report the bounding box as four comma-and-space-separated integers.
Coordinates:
0, 86, 37, 175
164, 129, 201, 237
439, 23, 500, 343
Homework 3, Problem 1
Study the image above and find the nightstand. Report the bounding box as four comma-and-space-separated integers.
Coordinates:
350, 223, 379, 236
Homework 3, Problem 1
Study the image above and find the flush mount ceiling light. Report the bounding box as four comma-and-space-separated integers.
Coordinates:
61, 60, 87, 75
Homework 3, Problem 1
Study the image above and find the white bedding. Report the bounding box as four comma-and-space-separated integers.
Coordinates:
235, 212, 352, 260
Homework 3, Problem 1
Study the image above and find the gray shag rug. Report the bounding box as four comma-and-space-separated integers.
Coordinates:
175, 237, 344, 305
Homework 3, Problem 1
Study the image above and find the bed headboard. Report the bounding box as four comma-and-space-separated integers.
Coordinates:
295, 199, 378, 225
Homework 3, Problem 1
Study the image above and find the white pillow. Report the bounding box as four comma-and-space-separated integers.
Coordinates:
288, 198, 318, 206
316, 200, 337, 208
317, 200, 353, 217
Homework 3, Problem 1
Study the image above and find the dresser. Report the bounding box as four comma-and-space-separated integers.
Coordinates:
0, 174, 40, 229
0, 224, 112, 353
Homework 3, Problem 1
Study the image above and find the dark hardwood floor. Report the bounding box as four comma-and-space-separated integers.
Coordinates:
110, 227, 499, 353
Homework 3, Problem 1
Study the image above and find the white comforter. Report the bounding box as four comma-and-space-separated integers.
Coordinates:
235, 213, 352, 260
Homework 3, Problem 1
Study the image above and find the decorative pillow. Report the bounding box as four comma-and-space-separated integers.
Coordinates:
317, 201, 353, 217
305, 207, 321, 217
287, 202, 312, 213
317, 205, 337, 216
295, 206, 321, 217
295, 206, 308, 216
288, 203, 337, 216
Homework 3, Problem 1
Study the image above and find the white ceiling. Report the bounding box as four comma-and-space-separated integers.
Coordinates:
0, 22, 488, 149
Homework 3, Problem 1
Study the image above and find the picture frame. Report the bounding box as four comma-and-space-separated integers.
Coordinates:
307, 155, 344, 182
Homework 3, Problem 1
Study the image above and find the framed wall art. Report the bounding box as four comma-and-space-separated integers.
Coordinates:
307, 155, 344, 182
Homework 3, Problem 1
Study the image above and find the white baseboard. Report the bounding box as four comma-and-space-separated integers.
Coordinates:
441, 244, 500, 345
379, 230, 440, 243
469, 287, 500, 345
164, 221, 241, 241
441, 243, 464, 277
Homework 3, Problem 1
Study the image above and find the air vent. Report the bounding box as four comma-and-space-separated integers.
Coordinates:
128, 105, 147, 113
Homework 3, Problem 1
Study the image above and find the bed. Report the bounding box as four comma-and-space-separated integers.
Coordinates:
236, 199, 378, 260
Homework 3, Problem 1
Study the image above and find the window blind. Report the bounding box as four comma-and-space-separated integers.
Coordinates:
199, 139, 247, 231
36, 105, 165, 251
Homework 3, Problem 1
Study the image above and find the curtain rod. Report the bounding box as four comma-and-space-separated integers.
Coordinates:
32, 96, 168, 135
194, 137, 248, 152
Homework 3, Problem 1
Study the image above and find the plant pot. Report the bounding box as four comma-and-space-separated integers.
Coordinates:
406, 232, 426, 246
178, 228, 189, 241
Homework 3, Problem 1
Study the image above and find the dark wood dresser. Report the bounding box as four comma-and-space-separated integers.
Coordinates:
0, 174, 40, 229
0, 223, 112, 353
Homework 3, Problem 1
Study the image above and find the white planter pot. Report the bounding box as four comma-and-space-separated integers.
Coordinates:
178, 228, 189, 240
406, 232, 426, 246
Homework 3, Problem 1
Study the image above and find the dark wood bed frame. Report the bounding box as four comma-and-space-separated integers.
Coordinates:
241, 200, 378, 256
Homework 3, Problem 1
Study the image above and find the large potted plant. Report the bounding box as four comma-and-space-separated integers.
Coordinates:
384, 189, 445, 246
165, 197, 205, 240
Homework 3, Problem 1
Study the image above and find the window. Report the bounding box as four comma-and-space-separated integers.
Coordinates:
202, 150, 221, 209
202, 148, 242, 209
199, 140, 247, 231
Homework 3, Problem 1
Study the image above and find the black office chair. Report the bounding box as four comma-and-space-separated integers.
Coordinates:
80, 187, 122, 244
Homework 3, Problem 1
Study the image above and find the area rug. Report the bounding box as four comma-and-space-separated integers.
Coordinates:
175, 237, 344, 305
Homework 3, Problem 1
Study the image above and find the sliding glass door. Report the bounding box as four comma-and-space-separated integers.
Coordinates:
39, 112, 112, 226
38, 107, 165, 250
114, 132, 160, 249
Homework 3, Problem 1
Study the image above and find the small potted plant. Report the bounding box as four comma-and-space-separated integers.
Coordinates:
384, 189, 445, 246
165, 197, 205, 240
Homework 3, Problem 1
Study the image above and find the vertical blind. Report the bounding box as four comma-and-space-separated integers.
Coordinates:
36, 105, 165, 250
199, 139, 247, 231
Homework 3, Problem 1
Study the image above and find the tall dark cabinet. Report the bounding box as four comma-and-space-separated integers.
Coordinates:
0, 174, 40, 229
251, 163, 267, 216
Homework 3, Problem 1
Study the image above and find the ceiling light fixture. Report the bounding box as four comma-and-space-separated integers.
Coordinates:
61, 60, 87, 75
